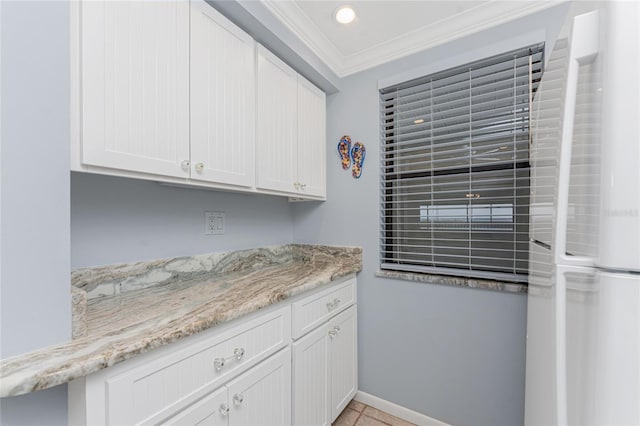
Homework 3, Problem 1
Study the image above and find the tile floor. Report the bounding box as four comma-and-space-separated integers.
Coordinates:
332, 399, 416, 426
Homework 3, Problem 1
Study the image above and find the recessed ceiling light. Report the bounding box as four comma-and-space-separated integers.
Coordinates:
335, 6, 356, 24
413, 119, 425, 124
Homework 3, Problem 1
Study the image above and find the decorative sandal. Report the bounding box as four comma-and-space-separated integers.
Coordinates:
337, 135, 352, 170
351, 142, 366, 179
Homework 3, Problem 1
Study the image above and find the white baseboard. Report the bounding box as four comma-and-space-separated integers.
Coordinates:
353, 390, 451, 426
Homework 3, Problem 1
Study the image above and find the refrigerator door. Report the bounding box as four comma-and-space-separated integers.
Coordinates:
530, 3, 602, 258
597, 1, 640, 272
589, 271, 640, 426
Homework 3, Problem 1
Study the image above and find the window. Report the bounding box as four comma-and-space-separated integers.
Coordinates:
380, 44, 544, 283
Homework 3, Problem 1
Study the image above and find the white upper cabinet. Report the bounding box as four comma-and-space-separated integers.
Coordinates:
256, 46, 327, 199
255, 46, 299, 195
190, 2, 255, 187
80, 1, 190, 178
75, 1, 325, 199
297, 76, 327, 198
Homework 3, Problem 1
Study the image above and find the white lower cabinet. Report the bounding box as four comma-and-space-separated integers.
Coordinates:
293, 296, 358, 425
329, 307, 358, 421
68, 277, 357, 426
164, 348, 291, 426
163, 386, 228, 426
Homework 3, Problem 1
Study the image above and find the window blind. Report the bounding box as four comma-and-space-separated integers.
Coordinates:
380, 44, 544, 283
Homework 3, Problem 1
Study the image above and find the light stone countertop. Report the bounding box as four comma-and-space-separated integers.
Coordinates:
0, 244, 362, 397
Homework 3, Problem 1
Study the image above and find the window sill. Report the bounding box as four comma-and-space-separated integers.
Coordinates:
375, 269, 528, 294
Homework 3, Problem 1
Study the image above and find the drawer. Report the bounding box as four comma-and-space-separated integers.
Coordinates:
292, 277, 356, 339
106, 306, 291, 426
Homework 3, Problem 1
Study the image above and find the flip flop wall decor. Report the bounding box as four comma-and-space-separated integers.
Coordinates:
351, 142, 366, 179
337, 135, 352, 170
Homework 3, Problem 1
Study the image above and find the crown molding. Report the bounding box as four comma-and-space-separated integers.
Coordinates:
259, 0, 345, 73
261, 0, 565, 78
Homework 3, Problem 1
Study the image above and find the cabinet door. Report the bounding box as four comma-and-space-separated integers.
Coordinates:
329, 306, 358, 423
81, 1, 190, 178
226, 348, 292, 426
256, 45, 298, 194
293, 323, 330, 426
297, 76, 326, 198
162, 386, 228, 426
190, 1, 255, 187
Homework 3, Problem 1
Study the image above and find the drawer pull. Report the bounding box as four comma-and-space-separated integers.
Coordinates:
214, 347, 246, 371
326, 297, 342, 311
219, 403, 230, 416
233, 393, 244, 405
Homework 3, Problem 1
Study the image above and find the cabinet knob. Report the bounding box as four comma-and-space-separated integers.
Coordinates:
234, 347, 245, 360
181, 160, 190, 171
293, 182, 300, 189
219, 403, 230, 417
233, 393, 244, 405
328, 329, 337, 338
214, 357, 225, 371
195, 162, 204, 172
299, 183, 307, 190
333, 325, 341, 334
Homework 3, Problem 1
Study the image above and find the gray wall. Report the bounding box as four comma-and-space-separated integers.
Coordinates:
71, 173, 294, 268
292, 5, 569, 426
0, 1, 71, 424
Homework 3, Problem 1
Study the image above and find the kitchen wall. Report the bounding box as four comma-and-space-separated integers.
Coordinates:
0, 1, 71, 424
292, 5, 569, 426
71, 173, 294, 269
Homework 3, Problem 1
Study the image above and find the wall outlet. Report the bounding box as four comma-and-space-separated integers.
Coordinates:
205, 211, 225, 235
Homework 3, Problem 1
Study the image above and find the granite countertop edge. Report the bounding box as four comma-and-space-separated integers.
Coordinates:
0, 244, 362, 397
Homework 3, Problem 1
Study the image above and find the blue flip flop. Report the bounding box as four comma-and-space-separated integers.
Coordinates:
351, 142, 365, 178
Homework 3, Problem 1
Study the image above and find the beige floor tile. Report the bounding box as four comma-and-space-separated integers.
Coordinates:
355, 414, 389, 426
333, 408, 361, 426
347, 399, 366, 413
362, 406, 416, 426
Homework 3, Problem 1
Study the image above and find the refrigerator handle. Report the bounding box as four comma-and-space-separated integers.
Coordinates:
554, 10, 600, 269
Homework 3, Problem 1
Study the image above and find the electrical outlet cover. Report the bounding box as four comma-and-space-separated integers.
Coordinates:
205, 211, 225, 235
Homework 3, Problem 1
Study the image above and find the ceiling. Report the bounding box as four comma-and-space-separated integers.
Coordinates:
261, 0, 563, 77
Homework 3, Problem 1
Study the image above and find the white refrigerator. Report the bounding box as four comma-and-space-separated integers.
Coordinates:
525, 2, 640, 426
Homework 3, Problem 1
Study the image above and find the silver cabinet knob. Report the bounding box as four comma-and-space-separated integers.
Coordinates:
233, 347, 245, 360
233, 393, 244, 405
214, 357, 225, 371
328, 330, 337, 338
195, 162, 204, 172
181, 160, 190, 171
333, 325, 341, 334
299, 183, 307, 190
219, 403, 230, 417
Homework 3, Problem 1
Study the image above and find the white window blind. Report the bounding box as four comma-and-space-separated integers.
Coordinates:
380, 44, 544, 283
